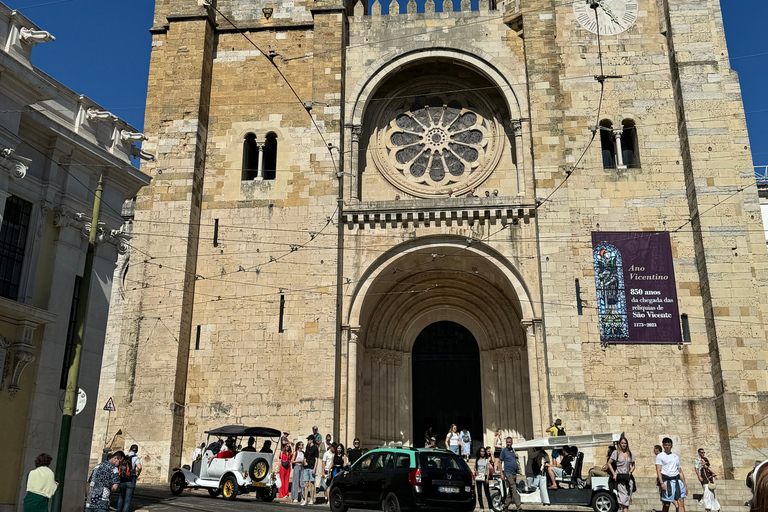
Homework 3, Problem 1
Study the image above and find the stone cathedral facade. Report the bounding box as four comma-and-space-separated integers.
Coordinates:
92, 0, 768, 486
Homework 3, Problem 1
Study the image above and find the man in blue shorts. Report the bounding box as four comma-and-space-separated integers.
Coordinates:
656, 437, 688, 512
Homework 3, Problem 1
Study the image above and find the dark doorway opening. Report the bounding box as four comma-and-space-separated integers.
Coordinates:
412, 321, 482, 454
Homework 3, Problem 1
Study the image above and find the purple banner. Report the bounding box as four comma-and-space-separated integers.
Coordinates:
592, 231, 682, 344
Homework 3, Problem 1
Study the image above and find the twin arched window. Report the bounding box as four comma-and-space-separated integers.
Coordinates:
242, 132, 278, 180
599, 119, 639, 170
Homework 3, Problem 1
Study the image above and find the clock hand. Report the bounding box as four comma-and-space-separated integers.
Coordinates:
599, 0, 622, 24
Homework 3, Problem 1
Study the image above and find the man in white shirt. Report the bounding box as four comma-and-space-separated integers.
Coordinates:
656, 437, 688, 512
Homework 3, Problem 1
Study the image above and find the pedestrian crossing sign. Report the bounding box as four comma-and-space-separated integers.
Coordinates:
103, 397, 116, 411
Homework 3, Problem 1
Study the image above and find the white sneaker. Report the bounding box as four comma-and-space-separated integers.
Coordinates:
293, 499, 298, 503
300, 500, 307, 506
308, 500, 314, 505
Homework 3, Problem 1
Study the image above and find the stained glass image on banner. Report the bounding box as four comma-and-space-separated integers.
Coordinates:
593, 243, 629, 339
591, 232, 682, 344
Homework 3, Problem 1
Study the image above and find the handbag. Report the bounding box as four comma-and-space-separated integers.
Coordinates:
707, 478, 717, 490
616, 473, 631, 483
281, 454, 290, 469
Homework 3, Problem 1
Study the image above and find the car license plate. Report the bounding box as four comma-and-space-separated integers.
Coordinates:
252, 482, 266, 488
438, 486, 460, 493
465, 486, 471, 492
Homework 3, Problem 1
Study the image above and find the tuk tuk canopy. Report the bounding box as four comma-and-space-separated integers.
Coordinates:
511, 432, 623, 451
204, 426, 281, 438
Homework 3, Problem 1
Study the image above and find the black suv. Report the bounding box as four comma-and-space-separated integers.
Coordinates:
328, 447, 475, 512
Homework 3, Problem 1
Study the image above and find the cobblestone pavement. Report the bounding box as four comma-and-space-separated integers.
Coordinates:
127, 484, 592, 512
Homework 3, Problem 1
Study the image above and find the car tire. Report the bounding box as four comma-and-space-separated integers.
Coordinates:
592, 490, 618, 512
490, 491, 504, 512
382, 492, 401, 512
259, 487, 277, 502
207, 488, 221, 498
249, 459, 269, 482
170, 472, 185, 495
221, 475, 239, 501
329, 487, 348, 512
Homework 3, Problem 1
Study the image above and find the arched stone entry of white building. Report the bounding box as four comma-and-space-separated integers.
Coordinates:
344, 237, 544, 449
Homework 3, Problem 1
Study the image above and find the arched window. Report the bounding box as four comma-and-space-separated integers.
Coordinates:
599, 120, 616, 169
263, 132, 278, 180
242, 133, 259, 180
621, 119, 640, 168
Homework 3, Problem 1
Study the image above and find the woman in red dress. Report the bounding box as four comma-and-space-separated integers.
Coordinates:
279, 442, 292, 498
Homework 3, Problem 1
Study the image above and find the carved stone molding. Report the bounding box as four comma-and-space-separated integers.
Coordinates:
0, 148, 30, 180
368, 348, 403, 366
53, 206, 130, 252
120, 130, 147, 144
86, 108, 118, 123
0, 299, 56, 398
488, 345, 524, 364
19, 28, 55, 45
36, 200, 53, 240
1, 325, 36, 400
130, 144, 156, 162
0, 335, 9, 394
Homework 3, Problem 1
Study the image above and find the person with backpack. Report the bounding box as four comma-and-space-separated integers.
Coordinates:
548, 419, 566, 459
460, 428, 472, 462
116, 445, 142, 512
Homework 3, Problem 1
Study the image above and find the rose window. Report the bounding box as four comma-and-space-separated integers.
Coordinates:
371, 86, 503, 198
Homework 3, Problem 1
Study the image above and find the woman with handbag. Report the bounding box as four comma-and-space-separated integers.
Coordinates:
278, 443, 292, 499
608, 436, 636, 512
474, 447, 493, 512
694, 449, 721, 512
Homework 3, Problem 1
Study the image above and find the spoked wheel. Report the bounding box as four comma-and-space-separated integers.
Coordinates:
592, 491, 618, 512
170, 472, 185, 495
490, 491, 504, 512
208, 488, 221, 497
221, 475, 239, 501
259, 487, 277, 502
382, 492, 401, 512
329, 487, 348, 512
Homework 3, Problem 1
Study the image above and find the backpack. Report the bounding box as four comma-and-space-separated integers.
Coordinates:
462, 433, 470, 443
118, 457, 135, 482
556, 426, 566, 436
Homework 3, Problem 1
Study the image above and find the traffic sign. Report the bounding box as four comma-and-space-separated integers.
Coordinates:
75, 389, 87, 415
103, 397, 116, 412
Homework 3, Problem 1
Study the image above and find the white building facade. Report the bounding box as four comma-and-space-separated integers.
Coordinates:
0, 4, 151, 512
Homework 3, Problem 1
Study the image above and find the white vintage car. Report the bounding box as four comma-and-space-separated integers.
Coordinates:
170, 425, 281, 501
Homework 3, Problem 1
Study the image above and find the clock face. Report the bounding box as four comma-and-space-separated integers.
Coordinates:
573, 0, 638, 36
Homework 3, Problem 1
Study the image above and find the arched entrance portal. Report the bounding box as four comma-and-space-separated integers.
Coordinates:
412, 322, 483, 451
345, 237, 541, 449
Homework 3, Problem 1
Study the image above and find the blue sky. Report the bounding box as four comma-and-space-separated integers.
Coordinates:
11, 0, 768, 165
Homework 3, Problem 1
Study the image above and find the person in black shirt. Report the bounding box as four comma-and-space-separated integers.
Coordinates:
302, 436, 320, 505
347, 438, 363, 465
241, 437, 257, 452
547, 445, 574, 490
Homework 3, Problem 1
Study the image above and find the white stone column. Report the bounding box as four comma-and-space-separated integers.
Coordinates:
346, 328, 359, 445
350, 125, 362, 201
613, 129, 625, 168
256, 142, 265, 179
512, 120, 525, 196
524, 320, 546, 436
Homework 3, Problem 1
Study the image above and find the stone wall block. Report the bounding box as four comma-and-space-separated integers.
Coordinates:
442, 0, 453, 13
354, 0, 365, 17
460, 0, 470, 11
389, 0, 400, 14
371, 0, 382, 16
425, 0, 435, 13
479, 0, 489, 11
407, 0, 417, 13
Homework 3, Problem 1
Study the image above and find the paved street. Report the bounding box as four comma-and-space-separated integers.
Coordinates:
128, 484, 592, 512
